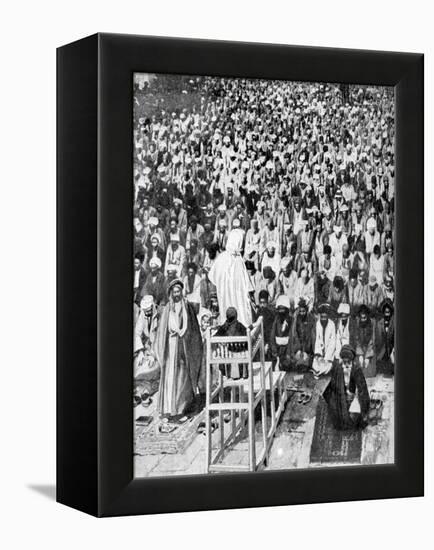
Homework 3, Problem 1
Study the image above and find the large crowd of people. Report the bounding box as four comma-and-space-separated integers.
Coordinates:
133, 75, 395, 431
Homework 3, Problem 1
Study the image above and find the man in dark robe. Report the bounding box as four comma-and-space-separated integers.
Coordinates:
254, 289, 276, 358
350, 304, 376, 378
154, 279, 203, 426
270, 295, 292, 370
328, 275, 348, 317
291, 297, 315, 369
375, 298, 395, 375
134, 253, 147, 305
214, 307, 248, 379
323, 344, 370, 430
314, 270, 331, 310
142, 257, 167, 305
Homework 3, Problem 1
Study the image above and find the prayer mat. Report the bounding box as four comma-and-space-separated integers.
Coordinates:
309, 397, 362, 464
134, 408, 205, 455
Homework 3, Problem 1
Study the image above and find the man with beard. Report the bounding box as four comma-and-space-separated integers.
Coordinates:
294, 268, 315, 311
347, 269, 367, 317
134, 294, 161, 404
154, 279, 203, 430
134, 253, 147, 305
214, 307, 248, 379
244, 218, 262, 270
350, 304, 376, 378
314, 269, 331, 310
186, 215, 204, 252
366, 274, 384, 317
270, 295, 292, 370
261, 241, 281, 277
291, 297, 315, 370
328, 275, 348, 315
335, 303, 352, 359
143, 257, 167, 306
170, 197, 188, 233
312, 303, 336, 378
323, 344, 370, 431
183, 262, 201, 314
255, 289, 276, 358
165, 234, 186, 278
375, 298, 395, 375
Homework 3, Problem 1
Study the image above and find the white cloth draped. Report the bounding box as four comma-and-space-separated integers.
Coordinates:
209, 229, 254, 327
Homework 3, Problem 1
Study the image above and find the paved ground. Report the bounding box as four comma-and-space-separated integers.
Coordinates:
134, 372, 394, 478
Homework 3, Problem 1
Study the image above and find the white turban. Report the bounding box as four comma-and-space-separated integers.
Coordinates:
140, 295, 154, 311
149, 257, 162, 269
276, 295, 291, 310
367, 217, 377, 231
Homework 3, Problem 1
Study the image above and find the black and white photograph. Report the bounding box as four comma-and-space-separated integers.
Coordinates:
132, 73, 395, 477
1, 0, 429, 541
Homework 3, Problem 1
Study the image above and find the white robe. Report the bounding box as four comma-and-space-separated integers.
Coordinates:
335, 319, 350, 359
312, 319, 336, 376
209, 229, 254, 327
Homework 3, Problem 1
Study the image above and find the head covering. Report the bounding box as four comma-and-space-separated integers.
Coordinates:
380, 298, 394, 315
168, 278, 184, 294
226, 229, 244, 254
358, 304, 371, 317
266, 240, 277, 250
140, 295, 154, 311
226, 306, 238, 321
318, 303, 330, 314
297, 297, 308, 309
199, 308, 212, 321
340, 344, 356, 361
166, 263, 178, 273
150, 233, 161, 244
337, 303, 350, 316
170, 233, 180, 242
280, 257, 291, 270
149, 257, 162, 269
148, 216, 159, 227
367, 217, 377, 231
276, 295, 290, 310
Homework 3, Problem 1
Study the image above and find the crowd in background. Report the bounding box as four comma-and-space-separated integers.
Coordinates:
133, 75, 395, 396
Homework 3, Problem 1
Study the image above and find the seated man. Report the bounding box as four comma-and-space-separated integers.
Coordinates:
133, 253, 147, 305
255, 289, 276, 358
375, 298, 395, 376
335, 303, 352, 359
143, 257, 166, 305
350, 304, 376, 378
133, 295, 161, 405
312, 303, 336, 378
270, 295, 292, 370
291, 297, 315, 370
323, 344, 370, 430
214, 307, 248, 379
183, 262, 201, 314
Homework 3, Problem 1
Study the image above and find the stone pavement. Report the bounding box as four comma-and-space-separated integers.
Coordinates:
134, 371, 394, 477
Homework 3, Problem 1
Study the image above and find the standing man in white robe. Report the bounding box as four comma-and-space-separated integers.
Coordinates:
312, 303, 336, 378
209, 229, 254, 327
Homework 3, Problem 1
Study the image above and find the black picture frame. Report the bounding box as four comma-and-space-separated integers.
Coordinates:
57, 33, 424, 517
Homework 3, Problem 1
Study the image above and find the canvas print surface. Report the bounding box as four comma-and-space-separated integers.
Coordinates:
133, 73, 395, 477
